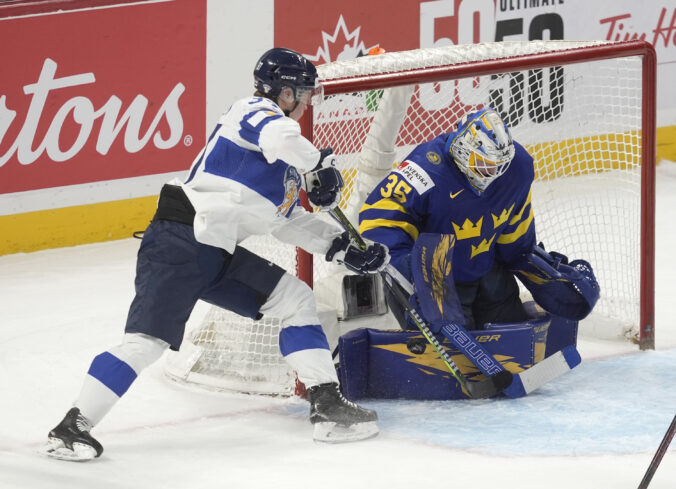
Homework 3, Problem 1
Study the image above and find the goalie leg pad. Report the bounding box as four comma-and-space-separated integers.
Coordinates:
440, 323, 505, 377
336, 323, 550, 401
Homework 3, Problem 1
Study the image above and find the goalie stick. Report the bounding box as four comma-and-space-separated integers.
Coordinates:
637, 414, 676, 489
329, 207, 581, 399
330, 208, 509, 398
382, 263, 512, 399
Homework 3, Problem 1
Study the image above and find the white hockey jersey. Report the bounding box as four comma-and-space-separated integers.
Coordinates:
170, 96, 342, 254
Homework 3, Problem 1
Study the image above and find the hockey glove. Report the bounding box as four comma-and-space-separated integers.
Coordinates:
509, 243, 600, 320
326, 232, 390, 274
304, 148, 344, 211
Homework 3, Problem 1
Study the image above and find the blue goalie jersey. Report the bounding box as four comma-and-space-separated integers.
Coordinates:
358, 133, 536, 283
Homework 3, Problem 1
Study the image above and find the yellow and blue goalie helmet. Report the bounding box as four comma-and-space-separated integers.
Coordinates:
447, 107, 516, 192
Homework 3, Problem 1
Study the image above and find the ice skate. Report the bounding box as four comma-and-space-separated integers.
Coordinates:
41, 407, 103, 461
307, 382, 378, 443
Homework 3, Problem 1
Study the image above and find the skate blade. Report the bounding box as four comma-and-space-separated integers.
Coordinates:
39, 437, 98, 461
313, 421, 379, 444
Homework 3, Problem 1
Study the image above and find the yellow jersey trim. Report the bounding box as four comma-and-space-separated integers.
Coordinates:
509, 189, 532, 225
498, 208, 534, 244
358, 218, 419, 241
359, 199, 408, 215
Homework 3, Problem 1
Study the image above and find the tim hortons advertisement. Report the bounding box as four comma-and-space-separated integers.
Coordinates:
0, 0, 206, 195
275, 0, 676, 127
276, 0, 675, 61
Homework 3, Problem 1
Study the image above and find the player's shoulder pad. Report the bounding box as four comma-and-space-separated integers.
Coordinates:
227, 97, 285, 125
406, 134, 448, 170
392, 159, 436, 195
391, 136, 447, 195
245, 96, 285, 114
240, 97, 298, 141
509, 141, 535, 181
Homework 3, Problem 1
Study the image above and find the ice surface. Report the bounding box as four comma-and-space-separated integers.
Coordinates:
1, 164, 675, 489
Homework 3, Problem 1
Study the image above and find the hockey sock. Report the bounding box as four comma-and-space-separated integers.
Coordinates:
260, 274, 339, 386
75, 333, 168, 426
280, 325, 338, 386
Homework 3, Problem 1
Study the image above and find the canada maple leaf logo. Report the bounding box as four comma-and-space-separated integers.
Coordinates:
303, 15, 379, 63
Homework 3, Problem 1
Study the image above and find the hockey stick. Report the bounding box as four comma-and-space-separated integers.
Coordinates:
329, 207, 581, 399
381, 266, 512, 398
382, 255, 581, 398
329, 207, 510, 399
637, 414, 676, 489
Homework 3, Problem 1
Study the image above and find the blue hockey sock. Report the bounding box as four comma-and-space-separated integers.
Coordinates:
87, 351, 138, 397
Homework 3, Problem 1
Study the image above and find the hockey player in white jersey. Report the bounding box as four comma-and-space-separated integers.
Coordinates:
43, 47, 389, 461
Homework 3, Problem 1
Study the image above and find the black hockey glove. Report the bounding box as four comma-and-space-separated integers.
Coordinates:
325, 232, 390, 274
317, 147, 335, 168
304, 148, 344, 211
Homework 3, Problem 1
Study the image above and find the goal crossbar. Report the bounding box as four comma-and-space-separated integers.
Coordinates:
301, 39, 656, 349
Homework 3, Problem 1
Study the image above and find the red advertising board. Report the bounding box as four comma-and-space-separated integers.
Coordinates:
274, 0, 466, 63
0, 0, 206, 194
275, 0, 420, 63
275, 0, 676, 65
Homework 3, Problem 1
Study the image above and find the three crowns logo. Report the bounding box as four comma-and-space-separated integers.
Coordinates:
452, 205, 515, 259
452, 217, 483, 240
471, 234, 496, 259
491, 204, 514, 228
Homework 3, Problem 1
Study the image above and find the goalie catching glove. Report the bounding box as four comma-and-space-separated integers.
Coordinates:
326, 232, 389, 274
304, 148, 344, 211
509, 243, 600, 320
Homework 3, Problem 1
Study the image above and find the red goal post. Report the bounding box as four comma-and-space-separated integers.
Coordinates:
300, 39, 656, 350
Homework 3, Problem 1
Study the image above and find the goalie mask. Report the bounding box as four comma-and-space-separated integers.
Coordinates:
446, 107, 515, 192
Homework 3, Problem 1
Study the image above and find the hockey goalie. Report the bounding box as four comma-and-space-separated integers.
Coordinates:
336, 107, 600, 401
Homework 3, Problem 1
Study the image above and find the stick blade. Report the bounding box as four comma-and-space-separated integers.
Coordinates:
503, 345, 581, 398
466, 370, 513, 399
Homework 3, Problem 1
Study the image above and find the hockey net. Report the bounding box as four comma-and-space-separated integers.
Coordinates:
165, 40, 656, 395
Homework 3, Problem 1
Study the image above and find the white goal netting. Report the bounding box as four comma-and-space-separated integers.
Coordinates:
165, 40, 655, 395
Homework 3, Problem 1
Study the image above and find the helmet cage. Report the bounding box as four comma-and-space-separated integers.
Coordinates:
449, 108, 515, 191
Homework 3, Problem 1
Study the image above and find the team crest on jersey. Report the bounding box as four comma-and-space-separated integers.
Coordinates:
395, 161, 434, 194
426, 151, 441, 165
277, 166, 301, 217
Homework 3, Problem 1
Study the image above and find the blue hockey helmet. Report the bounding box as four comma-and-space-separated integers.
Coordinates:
253, 47, 322, 105
446, 107, 515, 192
